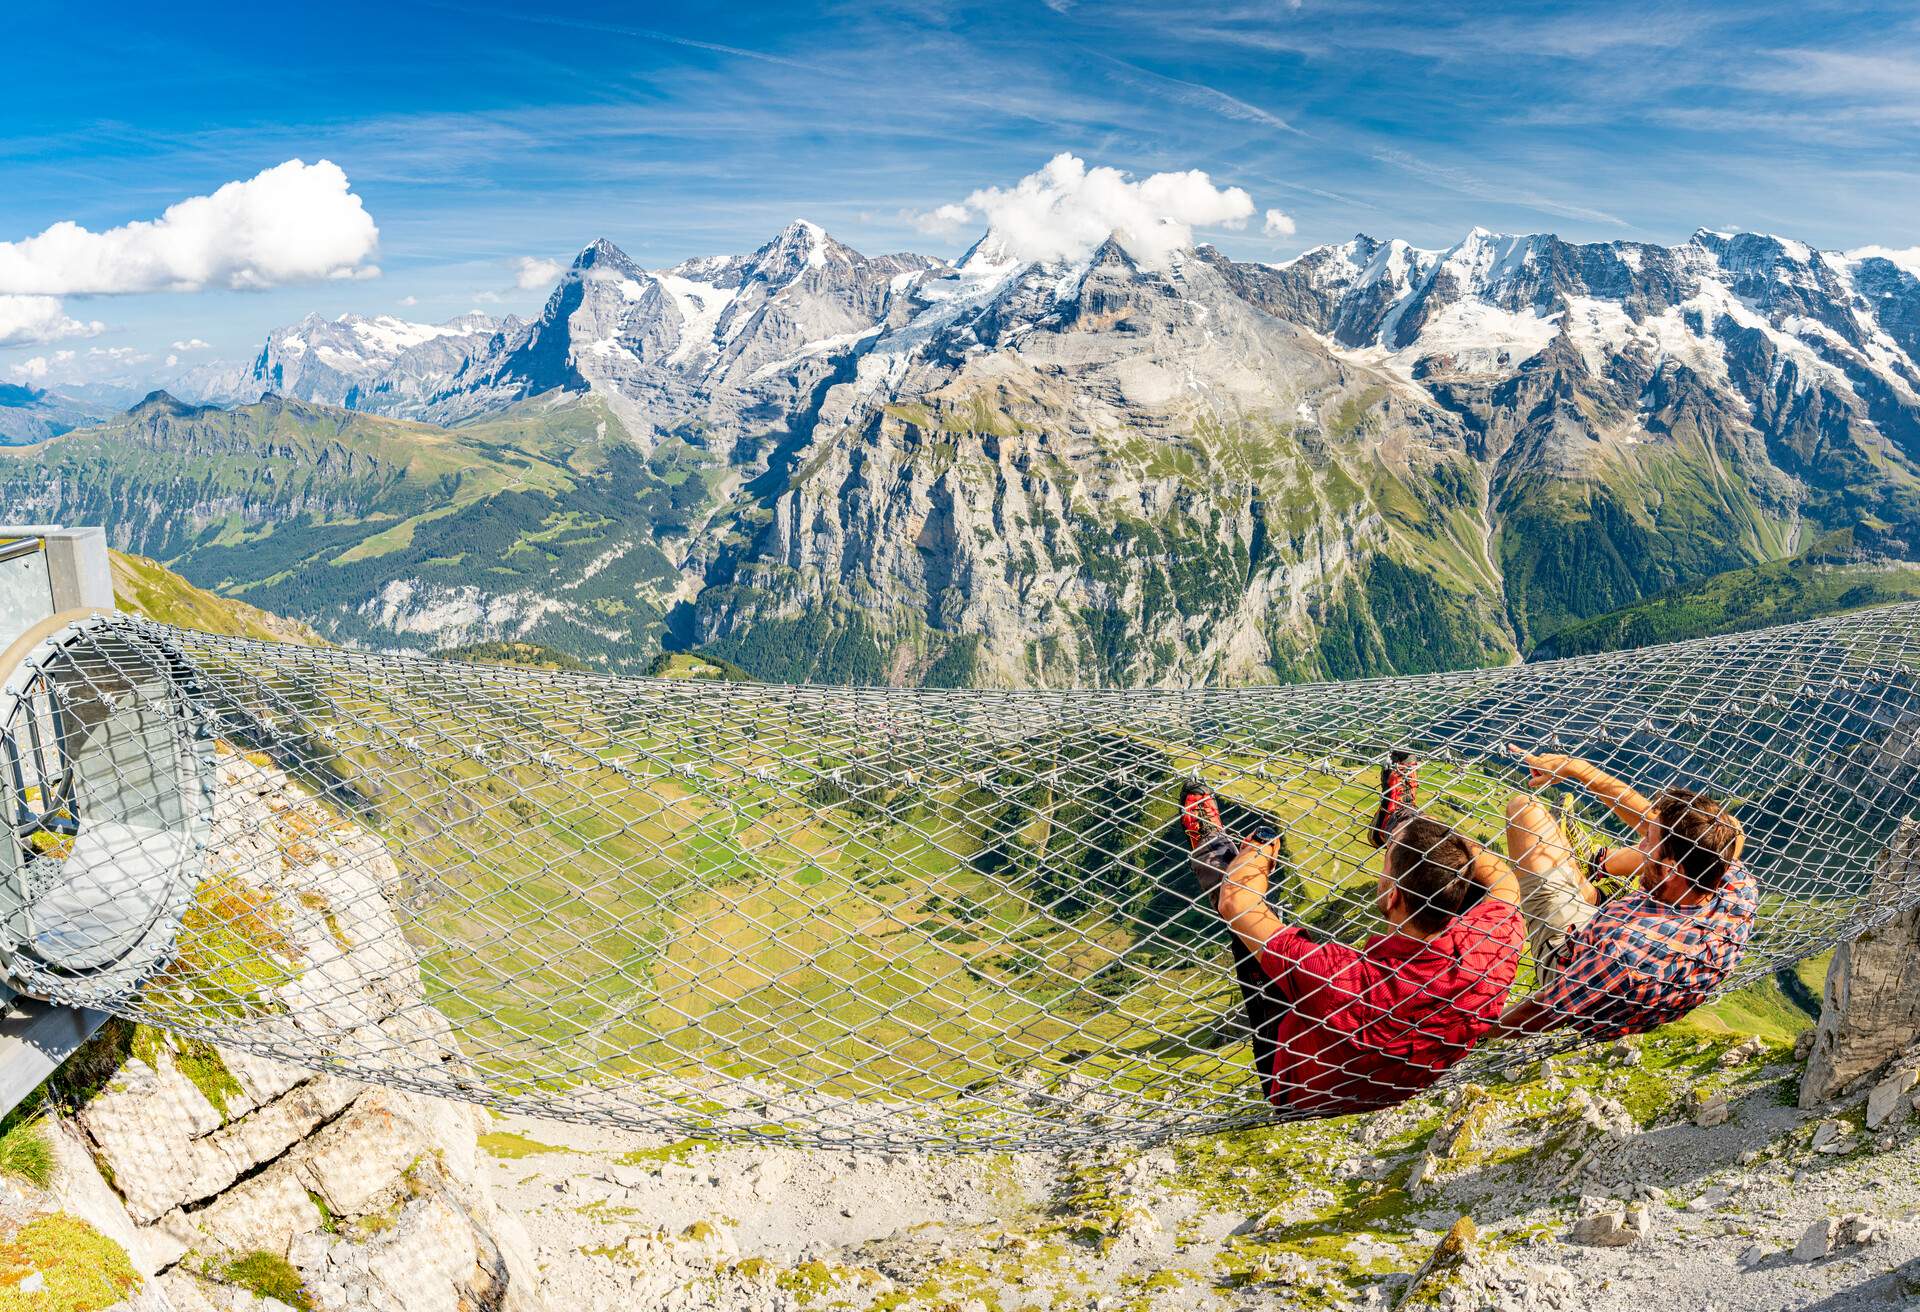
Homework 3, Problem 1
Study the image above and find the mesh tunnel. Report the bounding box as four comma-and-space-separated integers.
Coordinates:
3, 606, 1920, 1149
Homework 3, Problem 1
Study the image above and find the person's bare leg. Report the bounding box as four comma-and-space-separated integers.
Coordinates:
1505, 793, 1576, 877
1506, 793, 1596, 963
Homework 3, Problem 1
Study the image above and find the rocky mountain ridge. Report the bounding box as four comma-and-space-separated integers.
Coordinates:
245, 310, 524, 417
14, 218, 1920, 684
0, 382, 106, 445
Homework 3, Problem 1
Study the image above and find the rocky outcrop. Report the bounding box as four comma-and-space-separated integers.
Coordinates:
1801, 819, 1920, 1106
59, 1048, 539, 1312
9, 747, 545, 1312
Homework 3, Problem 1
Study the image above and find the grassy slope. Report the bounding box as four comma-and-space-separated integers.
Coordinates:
1528, 531, 1920, 659
109, 550, 322, 645
6, 393, 707, 670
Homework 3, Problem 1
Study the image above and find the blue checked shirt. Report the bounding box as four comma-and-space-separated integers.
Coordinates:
1531, 865, 1759, 1039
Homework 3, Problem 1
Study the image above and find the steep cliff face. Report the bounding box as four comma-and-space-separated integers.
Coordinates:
695, 239, 1509, 685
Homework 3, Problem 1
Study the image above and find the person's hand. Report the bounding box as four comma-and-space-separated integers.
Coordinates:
1506, 743, 1581, 788
1240, 830, 1283, 858
1217, 833, 1279, 909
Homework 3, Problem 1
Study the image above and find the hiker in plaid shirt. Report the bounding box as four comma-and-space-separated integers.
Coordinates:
1496, 745, 1755, 1039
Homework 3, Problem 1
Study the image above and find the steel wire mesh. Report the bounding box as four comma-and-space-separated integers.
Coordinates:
4, 606, 1920, 1148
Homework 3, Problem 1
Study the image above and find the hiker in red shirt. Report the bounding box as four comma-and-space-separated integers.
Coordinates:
1184, 778, 1522, 1115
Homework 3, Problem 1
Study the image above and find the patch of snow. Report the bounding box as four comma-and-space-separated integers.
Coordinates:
1776, 235, 1815, 264
672, 254, 737, 280
1562, 297, 1639, 377
268, 314, 499, 375
655, 275, 738, 367
747, 327, 882, 381
1689, 278, 1851, 398
1435, 228, 1540, 297
345, 315, 481, 356
843, 249, 1041, 398
1331, 299, 1560, 382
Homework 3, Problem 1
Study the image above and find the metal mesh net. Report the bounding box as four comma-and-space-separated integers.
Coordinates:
5, 606, 1920, 1150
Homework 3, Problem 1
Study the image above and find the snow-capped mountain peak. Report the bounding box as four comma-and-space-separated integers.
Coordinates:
185, 222, 1920, 479
744, 219, 848, 283
237, 310, 518, 413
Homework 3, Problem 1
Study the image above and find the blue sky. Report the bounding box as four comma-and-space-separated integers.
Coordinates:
5, 0, 1919, 388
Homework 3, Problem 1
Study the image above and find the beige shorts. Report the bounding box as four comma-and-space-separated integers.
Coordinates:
1518, 860, 1600, 971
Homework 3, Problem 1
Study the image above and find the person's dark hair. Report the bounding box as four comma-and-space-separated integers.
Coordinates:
1651, 788, 1740, 892
1385, 814, 1476, 935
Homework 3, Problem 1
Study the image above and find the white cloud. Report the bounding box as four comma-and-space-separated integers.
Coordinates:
1848, 245, 1920, 279
165, 354, 178, 367
918, 153, 1255, 271
1263, 208, 1297, 238
399, 295, 418, 307
170, 337, 211, 352
0, 158, 379, 296
513, 256, 566, 290
6, 349, 82, 384
473, 290, 506, 304
907, 203, 973, 237
0, 295, 105, 348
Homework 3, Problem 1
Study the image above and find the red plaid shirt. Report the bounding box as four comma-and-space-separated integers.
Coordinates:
1530, 864, 1758, 1039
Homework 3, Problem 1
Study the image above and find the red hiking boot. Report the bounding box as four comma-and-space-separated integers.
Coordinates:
1180, 780, 1238, 897
1367, 750, 1418, 848
1181, 780, 1225, 849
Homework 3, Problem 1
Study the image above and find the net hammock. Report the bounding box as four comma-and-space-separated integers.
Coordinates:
5, 605, 1920, 1150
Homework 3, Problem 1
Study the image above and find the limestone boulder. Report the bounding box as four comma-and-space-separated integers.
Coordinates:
292, 1165, 536, 1312
77, 1049, 224, 1223
1802, 820, 1920, 1107
195, 1167, 324, 1255
294, 1092, 431, 1217
1865, 1065, 1918, 1129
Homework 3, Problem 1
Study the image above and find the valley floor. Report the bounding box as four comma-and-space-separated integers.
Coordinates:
479, 1031, 1920, 1312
